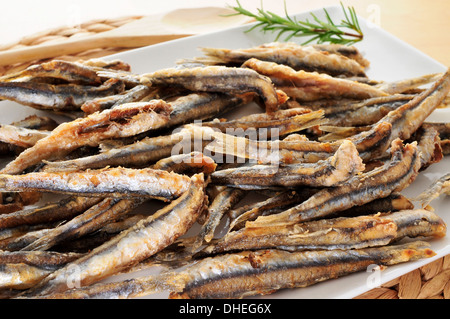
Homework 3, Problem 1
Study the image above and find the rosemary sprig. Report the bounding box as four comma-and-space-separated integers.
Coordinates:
227, 1, 364, 45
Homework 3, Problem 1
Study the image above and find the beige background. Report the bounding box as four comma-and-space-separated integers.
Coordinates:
0, 0, 448, 65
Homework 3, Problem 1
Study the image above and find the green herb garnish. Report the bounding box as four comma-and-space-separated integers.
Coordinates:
227, 1, 363, 45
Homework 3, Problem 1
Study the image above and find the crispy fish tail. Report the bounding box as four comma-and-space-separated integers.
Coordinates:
412, 173, 450, 207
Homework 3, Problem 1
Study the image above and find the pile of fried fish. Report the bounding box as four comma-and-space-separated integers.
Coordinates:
0, 42, 449, 299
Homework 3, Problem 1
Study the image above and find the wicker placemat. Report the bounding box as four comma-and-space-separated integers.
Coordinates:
0, 15, 448, 300
0, 15, 144, 76
355, 255, 450, 299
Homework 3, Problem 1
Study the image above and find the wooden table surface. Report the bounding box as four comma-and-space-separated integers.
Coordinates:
280, 0, 449, 66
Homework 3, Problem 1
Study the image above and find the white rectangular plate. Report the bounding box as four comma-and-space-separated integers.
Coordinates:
0, 6, 448, 299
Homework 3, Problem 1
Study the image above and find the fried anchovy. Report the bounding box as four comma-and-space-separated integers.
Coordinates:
190, 124, 344, 165
415, 126, 443, 169
170, 241, 435, 299
347, 69, 450, 161
0, 125, 50, 149
422, 122, 450, 140
41, 133, 188, 173
200, 124, 342, 165
311, 43, 370, 68
330, 121, 443, 165
164, 187, 246, 262
376, 70, 450, 141
153, 186, 246, 265
165, 92, 254, 128
204, 208, 446, 254
152, 152, 217, 175
375, 73, 443, 94
10, 115, 58, 131
0, 78, 125, 111
81, 84, 152, 114
231, 107, 312, 121
203, 108, 326, 138
21, 197, 144, 251
0, 228, 53, 251
210, 139, 364, 189
54, 214, 147, 253
0, 250, 83, 267
318, 125, 372, 142
333, 193, 414, 218
81, 58, 131, 72
246, 139, 420, 228
32, 241, 435, 299
0, 167, 191, 201
0, 60, 103, 85
43, 93, 250, 173
93, 69, 142, 87
0, 190, 42, 215
0, 115, 58, 156
228, 189, 318, 231
422, 122, 450, 155
0, 99, 172, 174
413, 173, 450, 207
315, 94, 416, 127
386, 209, 447, 240
20, 173, 207, 297
0, 196, 102, 229
227, 190, 307, 221
242, 58, 387, 101
199, 187, 245, 243
194, 42, 367, 77
207, 214, 398, 253
0, 222, 51, 242
0, 251, 83, 290
343, 121, 393, 161
138, 65, 280, 113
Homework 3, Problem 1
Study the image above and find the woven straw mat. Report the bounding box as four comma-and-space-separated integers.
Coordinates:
0, 15, 143, 75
